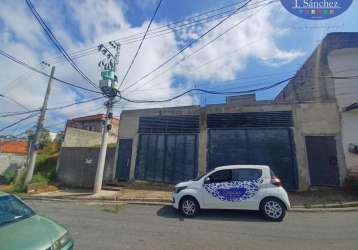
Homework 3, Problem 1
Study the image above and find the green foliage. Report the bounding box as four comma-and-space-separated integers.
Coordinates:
31, 173, 49, 185
34, 152, 57, 183
11, 171, 26, 194
2, 168, 17, 184
27, 128, 53, 153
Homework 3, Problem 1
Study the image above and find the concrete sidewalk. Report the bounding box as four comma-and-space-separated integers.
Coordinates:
27, 185, 172, 203
20, 184, 358, 212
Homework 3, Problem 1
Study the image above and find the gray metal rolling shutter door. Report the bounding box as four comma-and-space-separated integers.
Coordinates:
207, 112, 298, 191
135, 134, 198, 184
135, 116, 199, 184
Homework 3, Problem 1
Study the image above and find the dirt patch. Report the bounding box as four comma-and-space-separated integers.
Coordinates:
116, 188, 171, 200
0, 184, 15, 193
101, 203, 126, 213
114, 181, 175, 191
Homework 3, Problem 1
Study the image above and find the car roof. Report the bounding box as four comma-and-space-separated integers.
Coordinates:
214, 165, 270, 170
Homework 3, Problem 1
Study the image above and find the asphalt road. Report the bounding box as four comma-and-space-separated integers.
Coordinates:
27, 200, 358, 250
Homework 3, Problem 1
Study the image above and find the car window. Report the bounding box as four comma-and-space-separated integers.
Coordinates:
232, 169, 262, 181
0, 195, 35, 226
270, 169, 276, 177
208, 169, 232, 183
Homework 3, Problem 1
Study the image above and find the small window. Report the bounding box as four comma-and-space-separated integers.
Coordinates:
232, 169, 262, 182
209, 170, 232, 183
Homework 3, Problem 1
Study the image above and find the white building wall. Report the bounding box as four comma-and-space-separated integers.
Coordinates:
328, 48, 358, 173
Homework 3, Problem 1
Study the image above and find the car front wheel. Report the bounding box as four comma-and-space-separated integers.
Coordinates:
260, 197, 286, 221
180, 197, 199, 217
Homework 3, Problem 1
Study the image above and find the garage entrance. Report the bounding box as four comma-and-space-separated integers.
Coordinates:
135, 115, 199, 184
207, 112, 298, 191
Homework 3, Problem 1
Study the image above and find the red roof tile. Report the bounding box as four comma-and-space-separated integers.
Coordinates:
0, 140, 28, 155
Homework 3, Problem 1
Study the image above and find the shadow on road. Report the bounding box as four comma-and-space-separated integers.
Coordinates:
156, 205, 264, 222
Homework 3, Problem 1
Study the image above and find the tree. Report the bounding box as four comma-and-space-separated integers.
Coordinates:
27, 128, 52, 152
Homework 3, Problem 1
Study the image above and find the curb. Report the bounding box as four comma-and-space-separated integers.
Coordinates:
289, 207, 358, 212
21, 196, 358, 212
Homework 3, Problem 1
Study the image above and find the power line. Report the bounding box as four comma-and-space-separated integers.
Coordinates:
124, 3, 276, 95
0, 113, 38, 133
123, 0, 274, 93
119, 0, 163, 89
0, 96, 104, 118
25, 0, 99, 91
120, 76, 293, 103
0, 49, 102, 94
43, 0, 251, 64
0, 94, 31, 111
122, 0, 258, 92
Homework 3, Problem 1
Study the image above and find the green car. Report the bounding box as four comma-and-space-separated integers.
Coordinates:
0, 191, 73, 250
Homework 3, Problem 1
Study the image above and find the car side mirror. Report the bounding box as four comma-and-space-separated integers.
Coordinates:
204, 177, 211, 184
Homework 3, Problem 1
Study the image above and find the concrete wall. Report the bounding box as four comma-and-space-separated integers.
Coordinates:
57, 147, 115, 188
62, 127, 118, 147
328, 48, 358, 174
116, 101, 343, 191
58, 126, 118, 187
0, 153, 26, 175
292, 102, 344, 189
275, 33, 358, 104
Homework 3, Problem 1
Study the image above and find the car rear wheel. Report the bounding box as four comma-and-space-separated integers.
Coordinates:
180, 197, 199, 217
260, 197, 286, 221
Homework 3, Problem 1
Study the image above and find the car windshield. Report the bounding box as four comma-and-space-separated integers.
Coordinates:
192, 172, 208, 181
0, 195, 35, 226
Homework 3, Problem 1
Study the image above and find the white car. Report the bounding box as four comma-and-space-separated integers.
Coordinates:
172, 165, 290, 221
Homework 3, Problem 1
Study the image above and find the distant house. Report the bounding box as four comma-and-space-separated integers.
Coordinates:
0, 140, 28, 176
56, 114, 119, 188
62, 113, 120, 147
66, 114, 120, 133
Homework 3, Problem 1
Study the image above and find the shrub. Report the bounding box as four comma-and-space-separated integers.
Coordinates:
34, 153, 58, 183
31, 173, 50, 185
2, 168, 17, 184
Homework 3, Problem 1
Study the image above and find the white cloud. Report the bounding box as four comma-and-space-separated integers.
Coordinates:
172, 1, 302, 82
0, 0, 301, 134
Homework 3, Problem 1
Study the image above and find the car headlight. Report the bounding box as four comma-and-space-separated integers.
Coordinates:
175, 186, 187, 193
52, 231, 71, 250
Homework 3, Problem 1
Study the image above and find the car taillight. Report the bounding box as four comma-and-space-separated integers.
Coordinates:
271, 176, 282, 186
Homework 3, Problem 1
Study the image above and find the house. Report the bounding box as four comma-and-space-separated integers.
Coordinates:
56, 114, 119, 188
113, 32, 358, 192
0, 140, 28, 176
62, 114, 119, 147
66, 114, 120, 133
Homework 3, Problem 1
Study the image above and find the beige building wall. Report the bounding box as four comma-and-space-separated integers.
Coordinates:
116, 101, 344, 191
62, 127, 118, 148
328, 48, 358, 174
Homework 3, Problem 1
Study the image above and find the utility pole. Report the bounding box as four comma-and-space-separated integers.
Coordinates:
24, 66, 55, 185
93, 42, 120, 193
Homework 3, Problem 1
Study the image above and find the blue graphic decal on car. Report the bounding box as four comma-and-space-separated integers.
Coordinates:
204, 178, 263, 202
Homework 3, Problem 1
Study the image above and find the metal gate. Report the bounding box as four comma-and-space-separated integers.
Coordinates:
208, 128, 298, 190
135, 134, 198, 184
305, 136, 339, 186
116, 139, 133, 181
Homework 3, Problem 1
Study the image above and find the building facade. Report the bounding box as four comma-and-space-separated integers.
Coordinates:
113, 32, 357, 191
0, 140, 28, 177
56, 114, 119, 188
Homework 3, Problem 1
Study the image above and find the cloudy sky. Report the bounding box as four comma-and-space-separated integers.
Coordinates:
0, 0, 357, 135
